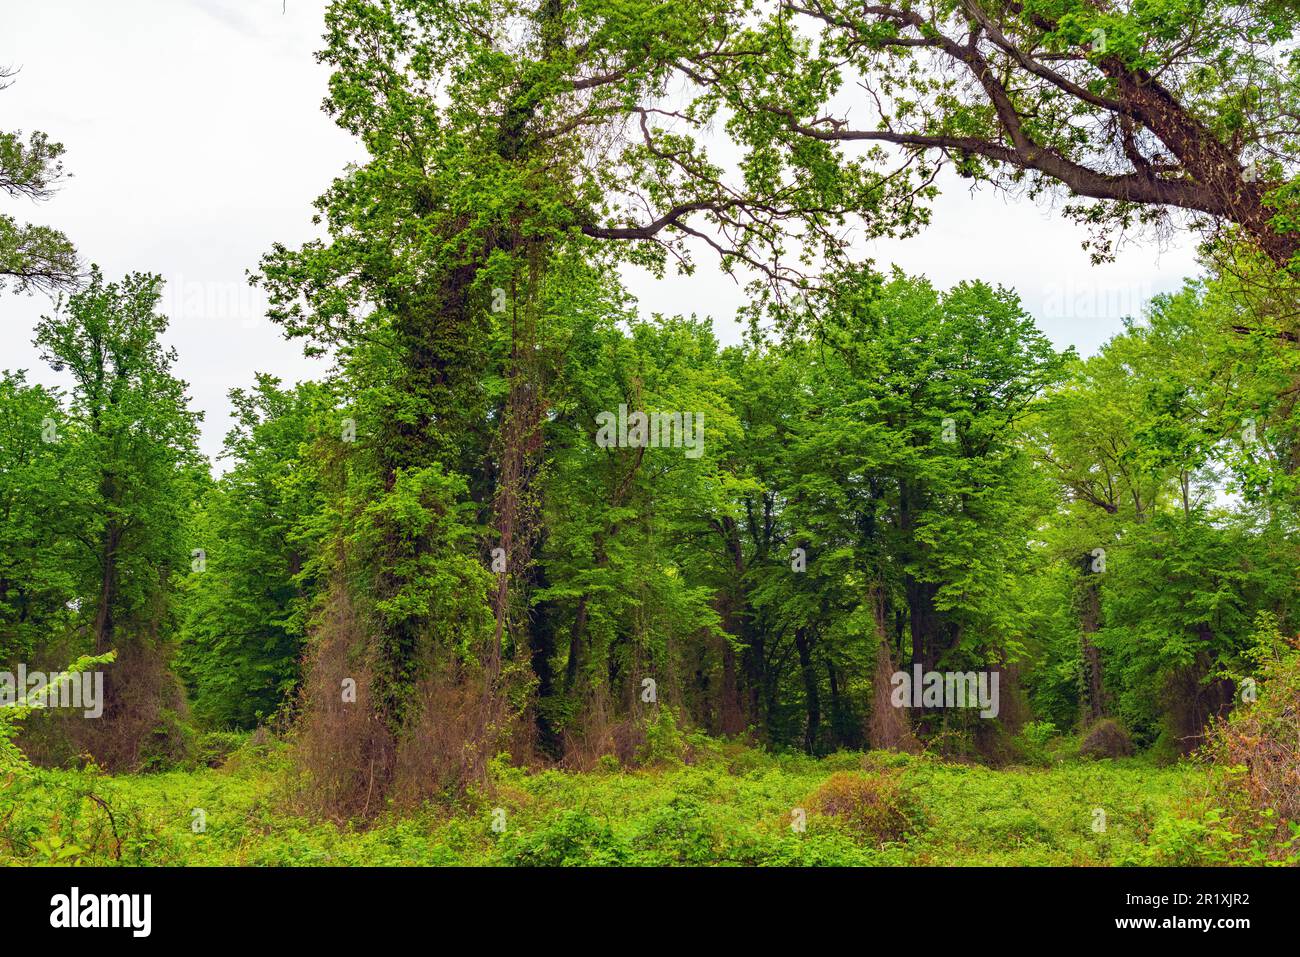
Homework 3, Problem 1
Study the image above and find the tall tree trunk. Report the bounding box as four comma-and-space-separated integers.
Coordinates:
826, 659, 847, 748
794, 626, 820, 754
719, 640, 743, 735
91, 518, 120, 653
564, 595, 589, 692
717, 515, 748, 735
1079, 552, 1106, 725
904, 574, 939, 671
489, 248, 546, 674
368, 257, 481, 731
526, 557, 561, 757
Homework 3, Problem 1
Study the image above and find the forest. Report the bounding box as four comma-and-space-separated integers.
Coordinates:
1, 0, 1299, 868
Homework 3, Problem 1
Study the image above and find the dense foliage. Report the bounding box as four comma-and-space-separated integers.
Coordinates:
3, 0, 1300, 864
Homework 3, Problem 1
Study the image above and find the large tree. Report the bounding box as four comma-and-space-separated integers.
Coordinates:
722, 1, 1300, 268
29, 268, 203, 768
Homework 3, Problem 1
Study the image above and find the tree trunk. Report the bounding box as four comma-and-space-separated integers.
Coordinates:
826, 659, 847, 748
718, 516, 748, 735
564, 596, 589, 691
1079, 552, 1106, 726
91, 521, 121, 654
794, 626, 820, 754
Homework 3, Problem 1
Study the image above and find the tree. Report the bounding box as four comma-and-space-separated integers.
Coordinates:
30, 267, 204, 769
534, 302, 739, 755
0, 68, 78, 295
35, 268, 204, 654
177, 376, 332, 729
747, 270, 1067, 749
1098, 510, 1293, 752
727, 1, 1300, 267
1024, 275, 1300, 744
0, 372, 77, 665
257, 0, 886, 805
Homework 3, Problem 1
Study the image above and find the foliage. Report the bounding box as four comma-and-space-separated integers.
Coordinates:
5, 0, 1300, 865
805, 771, 923, 844
0, 68, 78, 296
1, 739, 1211, 867
176, 376, 334, 728
718, 1, 1300, 268
1079, 719, 1136, 759
0, 651, 116, 774
1203, 626, 1300, 862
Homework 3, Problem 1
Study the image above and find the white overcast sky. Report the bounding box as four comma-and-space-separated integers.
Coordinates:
1, 0, 1202, 465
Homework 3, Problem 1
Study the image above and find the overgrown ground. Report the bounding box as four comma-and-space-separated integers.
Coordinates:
2, 733, 1266, 866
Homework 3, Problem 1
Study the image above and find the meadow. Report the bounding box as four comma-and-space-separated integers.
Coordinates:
1, 733, 1258, 868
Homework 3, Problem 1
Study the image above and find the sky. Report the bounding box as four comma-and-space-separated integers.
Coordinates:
1, 0, 1203, 465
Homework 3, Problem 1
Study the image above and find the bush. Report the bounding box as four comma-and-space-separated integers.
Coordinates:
193, 731, 248, 769
1204, 633, 1300, 861
1140, 808, 1244, 866
636, 706, 685, 768
630, 797, 719, 865
139, 707, 195, 772
594, 753, 622, 774
805, 771, 923, 844
1015, 720, 1058, 766
1079, 719, 1134, 759
500, 809, 631, 866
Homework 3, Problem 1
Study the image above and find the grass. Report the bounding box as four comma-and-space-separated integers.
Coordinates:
3, 732, 1244, 866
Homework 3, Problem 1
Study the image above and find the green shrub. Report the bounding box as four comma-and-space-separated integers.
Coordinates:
1204, 627, 1300, 861
595, 753, 621, 774
630, 797, 720, 865
140, 708, 195, 772
982, 807, 1056, 847
1015, 721, 1058, 766
1142, 810, 1234, 865
637, 706, 685, 768
500, 809, 631, 866
193, 730, 248, 769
